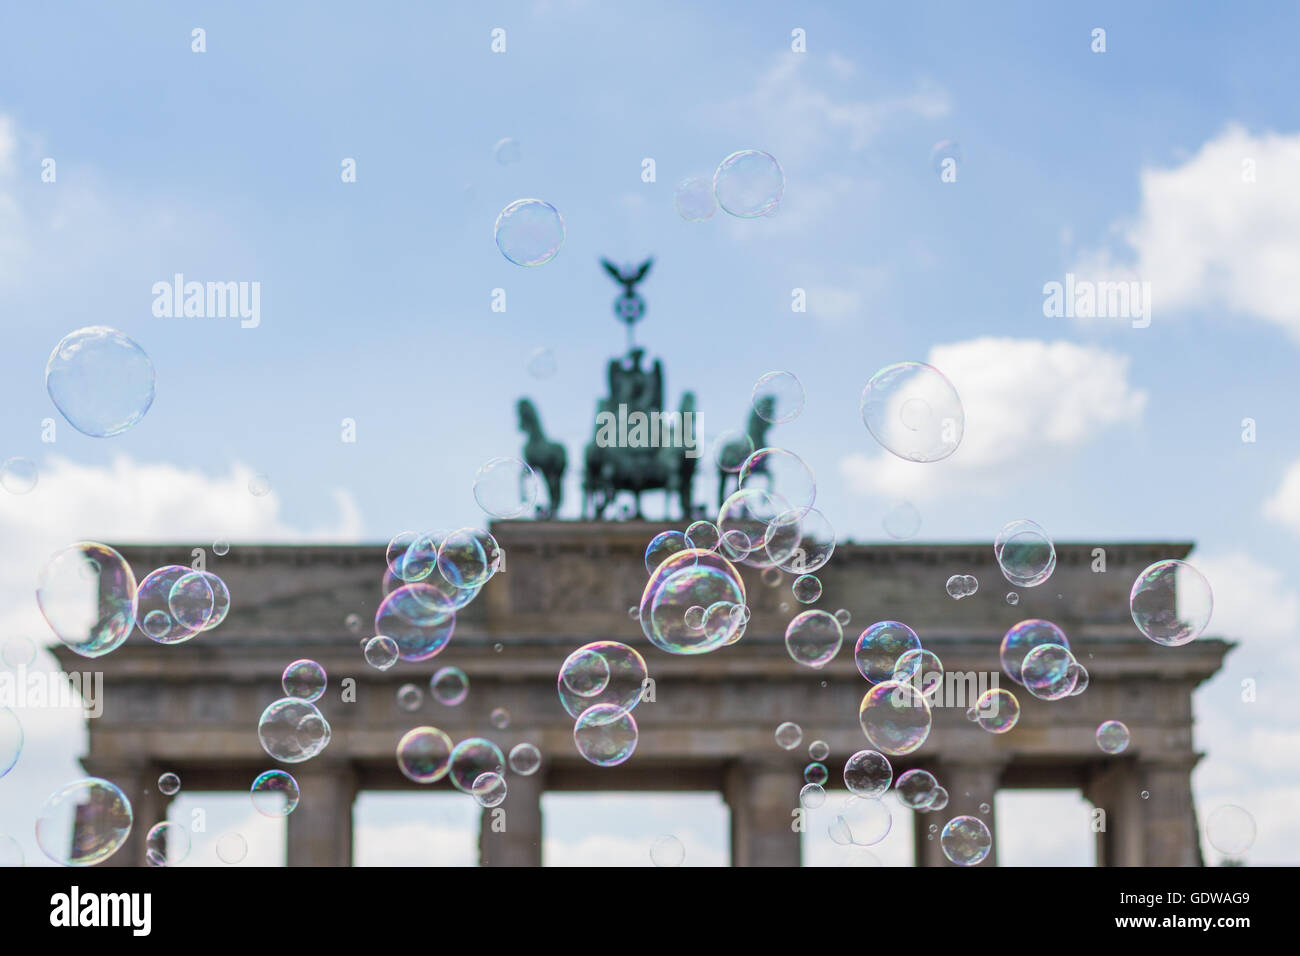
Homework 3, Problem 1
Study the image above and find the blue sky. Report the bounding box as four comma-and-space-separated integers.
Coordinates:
3, 0, 1300, 865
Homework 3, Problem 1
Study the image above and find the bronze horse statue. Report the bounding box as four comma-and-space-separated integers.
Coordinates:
517, 398, 566, 518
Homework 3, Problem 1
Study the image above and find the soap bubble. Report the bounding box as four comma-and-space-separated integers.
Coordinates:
494, 198, 564, 266
739, 448, 816, 520
213, 540, 230, 556
650, 834, 686, 867
257, 697, 331, 763
808, 739, 830, 761
45, 327, 155, 437
493, 137, 522, 164
835, 795, 892, 846
1095, 720, 1131, 754
135, 565, 210, 644
397, 684, 424, 711
1000, 619, 1070, 685
1205, 805, 1256, 857
1068, 663, 1090, 696
474, 457, 539, 519
854, 621, 921, 684
860, 362, 964, 463
751, 371, 804, 425
374, 584, 456, 662
685, 520, 721, 552
37, 542, 137, 658
397, 726, 454, 783
0, 834, 21, 867
766, 507, 835, 575
36, 778, 133, 866
145, 821, 191, 867
282, 659, 327, 702
785, 609, 843, 668
712, 429, 755, 474
645, 530, 690, 573
975, 688, 1021, 734
473, 772, 508, 808
713, 149, 784, 218
641, 550, 746, 653
1006, 592, 1019, 606
1129, 560, 1213, 646
0, 707, 22, 779
1022, 643, 1079, 700
364, 635, 400, 670
995, 519, 1056, 588
557, 642, 646, 718
882, 500, 922, 539
940, 815, 992, 865
574, 704, 638, 767
216, 831, 248, 865
437, 528, 500, 590
800, 783, 827, 809
491, 707, 511, 730
929, 787, 950, 811
1, 636, 36, 668
859, 682, 931, 755
0, 457, 37, 494
251, 770, 300, 817
896, 769, 939, 809
804, 762, 829, 786
945, 574, 978, 599
157, 772, 180, 795
431, 666, 470, 705
843, 750, 892, 797
774, 721, 803, 750
450, 738, 507, 794
509, 742, 542, 776
674, 176, 716, 221
892, 648, 944, 697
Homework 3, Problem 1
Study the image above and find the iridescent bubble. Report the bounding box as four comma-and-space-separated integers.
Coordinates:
751, 371, 804, 425
803, 763, 828, 786
258, 697, 331, 763
145, 821, 191, 867
800, 783, 827, 809
645, 530, 690, 573
213, 540, 231, 557
1022, 643, 1079, 700
979, 802, 991, 814
397, 684, 424, 711
836, 795, 892, 846
193, 572, 231, 631
994, 519, 1056, 588
641, 550, 746, 653
251, 770, 300, 817
739, 448, 816, 519
941, 815, 991, 865
854, 621, 921, 684
860, 363, 964, 463
431, 666, 470, 706
491, 707, 511, 729
859, 681, 931, 755
35, 778, 133, 866
762, 567, 782, 588
1068, 663, 1090, 696
493, 137, 522, 165
364, 635, 400, 671
557, 642, 646, 718
713, 149, 784, 218
882, 500, 922, 539
674, 176, 716, 221
785, 609, 843, 668
216, 831, 248, 865
685, 520, 721, 552
767, 507, 836, 575
508, 742, 542, 776
834, 608, 851, 626
930, 140, 963, 180
1205, 805, 1256, 857
386, 531, 420, 579
374, 584, 456, 662
976, 688, 1021, 734
843, 749, 892, 797
1095, 720, 1131, 754
37, 542, 137, 658
893, 648, 944, 697
45, 327, 155, 437
0, 834, 21, 867
397, 726, 454, 783
0, 707, 22, 779
808, 739, 830, 761
494, 198, 564, 266
650, 834, 686, 867
169, 570, 217, 631
1000, 619, 1070, 685
134, 565, 207, 645
526, 346, 557, 379
1006, 592, 1019, 606
157, 772, 181, 796
775, 721, 803, 750
449, 738, 507, 794
1, 635, 36, 668
896, 769, 939, 809
473, 771, 508, 808
474, 457, 539, 519
573, 704, 638, 767
929, 787, 950, 811
282, 659, 327, 702
0, 457, 37, 494
712, 429, 755, 474
1129, 560, 1213, 646
438, 528, 499, 590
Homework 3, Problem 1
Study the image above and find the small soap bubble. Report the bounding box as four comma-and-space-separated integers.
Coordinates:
493, 137, 522, 165
800, 783, 826, 809
674, 176, 716, 222
508, 742, 542, 776
650, 834, 686, 867
364, 636, 399, 671
775, 721, 803, 750
491, 707, 511, 729
216, 831, 248, 865
397, 684, 424, 711
157, 772, 181, 796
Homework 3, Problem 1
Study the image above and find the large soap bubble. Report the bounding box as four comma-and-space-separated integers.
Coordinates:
713, 149, 784, 218
640, 549, 746, 654
557, 641, 647, 719
257, 697, 332, 763
1130, 560, 1212, 646
45, 327, 156, 437
860, 362, 963, 463
36, 778, 133, 866
37, 542, 138, 658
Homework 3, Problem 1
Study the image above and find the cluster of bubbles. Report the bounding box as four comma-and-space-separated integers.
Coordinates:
999, 619, 1087, 703
674, 149, 785, 223
559, 642, 646, 766
945, 573, 978, 599
36, 542, 230, 659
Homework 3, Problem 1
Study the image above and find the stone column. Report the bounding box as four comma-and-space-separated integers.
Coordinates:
79, 762, 171, 867
1084, 758, 1144, 866
286, 762, 358, 866
479, 770, 543, 866
1137, 755, 1202, 866
725, 760, 801, 867
915, 761, 1003, 867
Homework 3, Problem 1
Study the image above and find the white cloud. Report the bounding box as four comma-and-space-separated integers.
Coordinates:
1262, 459, 1300, 536
1075, 125, 1300, 339
840, 338, 1147, 499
